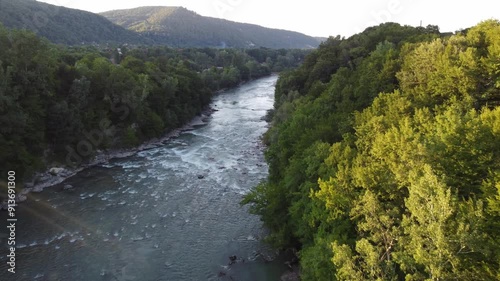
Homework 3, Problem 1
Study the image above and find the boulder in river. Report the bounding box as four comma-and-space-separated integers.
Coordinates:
49, 167, 65, 176
197, 175, 205, 179
63, 184, 74, 190
229, 255, 237, 265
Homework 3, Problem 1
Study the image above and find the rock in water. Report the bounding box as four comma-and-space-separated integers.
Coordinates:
49, 167, 65, 176
229, 255, 237, 265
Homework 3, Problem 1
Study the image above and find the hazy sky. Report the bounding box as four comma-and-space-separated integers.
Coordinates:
38, 0, 498, 37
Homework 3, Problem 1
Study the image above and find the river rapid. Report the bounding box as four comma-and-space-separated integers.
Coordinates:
0, 75, 287, 281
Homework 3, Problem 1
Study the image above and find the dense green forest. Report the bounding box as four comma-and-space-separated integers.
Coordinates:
0, 23, 309, 184
101, 6, 322, 48
243, 21, 500, 280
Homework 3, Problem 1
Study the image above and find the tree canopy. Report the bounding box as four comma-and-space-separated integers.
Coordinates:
243, 21, 500, 280
0, 23, 310, 188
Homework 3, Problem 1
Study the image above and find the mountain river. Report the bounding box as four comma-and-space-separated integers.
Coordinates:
0, 75, 287, 281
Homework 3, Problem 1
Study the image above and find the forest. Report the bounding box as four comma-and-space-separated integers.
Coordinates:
101, 6, 321, 48
242, 21, 500, 280
0, 22, 310, 183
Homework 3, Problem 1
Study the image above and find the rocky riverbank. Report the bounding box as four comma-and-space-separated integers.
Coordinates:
0, 107, 217, 210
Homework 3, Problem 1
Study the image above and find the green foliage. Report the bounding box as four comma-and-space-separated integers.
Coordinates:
123, 126, 140, 147
101, 7, 321, 49
0, 24, 304, 187
243, 20, 500, 280
138, 109, 165, 138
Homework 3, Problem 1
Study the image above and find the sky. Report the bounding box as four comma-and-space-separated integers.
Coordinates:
38, 0, 499, 37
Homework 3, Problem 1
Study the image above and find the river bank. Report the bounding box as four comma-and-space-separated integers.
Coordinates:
0, 73, 278, 208
0, 75, 288, 281
0, 75, 274, 209
0, 106, 217, 210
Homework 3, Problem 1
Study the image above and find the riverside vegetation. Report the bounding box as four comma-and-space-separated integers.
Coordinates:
2, 10, 500, 279
242, 21, 500, 280
0, 22, 310, 188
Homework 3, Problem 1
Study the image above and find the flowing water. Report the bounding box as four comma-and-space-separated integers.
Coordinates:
0, 75, 287, 281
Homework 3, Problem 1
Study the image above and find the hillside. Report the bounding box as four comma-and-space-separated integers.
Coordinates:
0, 20, 311, 185
242, 21, 500, 280
101, 7, 321, 49
0, 2, 321, 48
0, 0, 149, 45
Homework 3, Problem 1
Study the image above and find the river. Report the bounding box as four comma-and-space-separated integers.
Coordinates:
0, 75, 287, 281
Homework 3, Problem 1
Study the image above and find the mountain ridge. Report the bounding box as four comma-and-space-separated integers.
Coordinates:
0, 1, 321, 48
100, 6, 321, 48
0, 0, 149, 45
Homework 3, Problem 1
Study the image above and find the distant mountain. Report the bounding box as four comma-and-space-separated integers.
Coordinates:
101, 7, 320, 49
0, 1, 320, 48
0, 0, 149, 45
